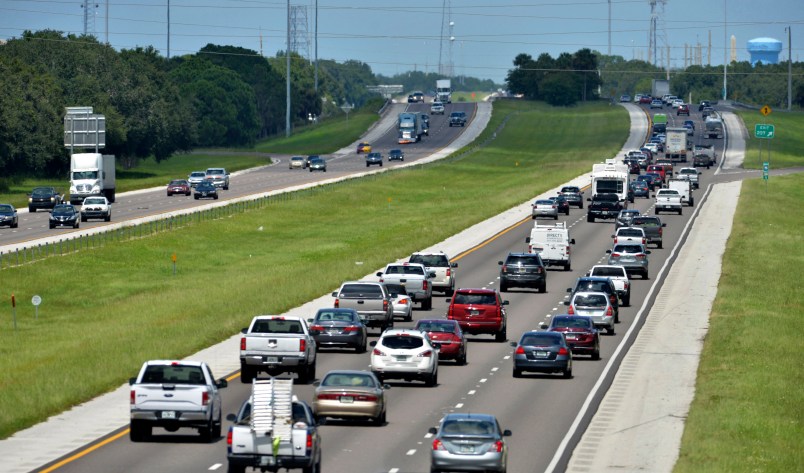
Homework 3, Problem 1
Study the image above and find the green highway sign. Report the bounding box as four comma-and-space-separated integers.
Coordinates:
755, 124, 775, 139
763, 162, 769, 180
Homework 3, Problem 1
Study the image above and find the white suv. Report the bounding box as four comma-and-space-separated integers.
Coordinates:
408, 251, 458, 295
370, 329, 438, 386
611, 227, 647, 246
430, 101, 445, 115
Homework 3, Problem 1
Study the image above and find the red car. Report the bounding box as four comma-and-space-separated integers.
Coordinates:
677, 104, 690, 116
446, 288, 508, 342
166, 179, 191, 197
639, 95, 653, 104
646, 165, 667, 183
414, 319, 467, 365
541, 315, 600, 359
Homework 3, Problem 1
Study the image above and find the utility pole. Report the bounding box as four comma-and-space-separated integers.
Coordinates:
787, 26, 792, 111
608, 0, 611, 55
167, 0, 170, 59
286, 0, 291, 137
723, 0, 727, 101
314, 0, 318, 92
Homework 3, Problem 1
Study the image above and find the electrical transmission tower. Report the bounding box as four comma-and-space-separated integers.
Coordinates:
438, 0, 453, 77
647, 0, 667, 66
81, 0, 99, 36
289, 5, 311, 62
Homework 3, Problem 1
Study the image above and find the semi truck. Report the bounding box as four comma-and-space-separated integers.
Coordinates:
651, 79, 670, 99
436, 79, 452, 104
69, 153, 116, 204
665, 127, 688, 163
397, 112, 424, 144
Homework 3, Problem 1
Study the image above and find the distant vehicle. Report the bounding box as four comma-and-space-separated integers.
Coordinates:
677, 104, 690, 116
630, 181, 650, 199
187, 171, 207, 187
313, 370, 388, 425
398, 112, 425, 143
630, 215, 666, 248
436, 79, 452, 103
332, 281, 394, 331
193, 181, 218, 200
0, 204, 19, 228
408, 251, 459, 295
587, 264, 632, 307
607, 243, 651, 279
204, 168, 229, 190
449, 111, 467, 127
548, 195, 571, 215
308, 308, 367, 352
420, 114, 430, 136
370, 329, 439, 385
414, 319, 467, 365
615, 209, 642, 229
69, 153, 116, 204
239, 315, 319, 384
411, 91, 425, 102
289, 156, 306, 169
511, 331, 573, 377
654, 188, 683, 215
677, 167, 701, 189
308, 157, 327, 172
559, 186, 584, 208
531, 199, 558, 220
356, 142, 372, 154
612, 226, 647, 246
693, 144, 716, 169
540, 315, 601, 359
639, 95, 653, 104
650, 99, 663, 109
49, 204, 79, 229
80, 196, 112, 222
384, 283, 413, 321
430, 101, 445, 115
498, 252, 547, 293
28, 186, 64, 212
376, 262, 435, 310
166, 179, 191, 197
366, 152, 383, 167
526, 221, 575, 271
388, 149, 405, 161
587, 193, 624, 223
565, 291, 616, 335
698, 100, 711, 111
446, 288, 508, 342
636, 173, 659, 191
429, 413, 511, 472
567, 277, 620, 323
620, 94, 631, 102
704, 117, 724, 139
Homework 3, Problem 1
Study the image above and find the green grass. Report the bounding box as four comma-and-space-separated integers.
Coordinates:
0, 100, 628, 439
451, 91, 489, 102
735, 110, 804, 169
674, 173, 804, 472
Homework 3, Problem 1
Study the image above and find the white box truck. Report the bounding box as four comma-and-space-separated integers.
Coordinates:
436, 79, 452, 104
665, 127, 688, 163
69, 153, 116, 204
526, 222, 575, 271
668, 178, 694, 206
591, 159, 631, 203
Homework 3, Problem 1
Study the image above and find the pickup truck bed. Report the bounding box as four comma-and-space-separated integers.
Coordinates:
239, 316, 318, 384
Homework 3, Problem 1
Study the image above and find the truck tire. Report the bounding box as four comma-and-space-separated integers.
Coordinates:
657, 241, 663, 249
654, 208, 660, 215
539, 282, 547, 293
422, 296, 432, 310
587, 215, 595, 223
105, 213, 111, 222
689, 197, 694, 206
227, 463, 247, 473
299, 362, 317, 385
129, 420, 151, 442
623, 295, 631, 307
678, 208, 683, 215
425, 370, 438, 387
495, 324, 507, 343
81, 215, 87, 222
499, 282, 508, 292
554, 214, 558, 220
240, 364, 255, 384
303, 457, 322, 473
564, 262, 571, 272
200, 419, 215, 442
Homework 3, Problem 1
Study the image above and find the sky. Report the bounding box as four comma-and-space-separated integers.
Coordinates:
1, 0, 802, 84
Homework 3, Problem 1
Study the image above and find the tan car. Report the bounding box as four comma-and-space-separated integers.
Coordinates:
289, 156, 306, 169
313, 370, 389, 425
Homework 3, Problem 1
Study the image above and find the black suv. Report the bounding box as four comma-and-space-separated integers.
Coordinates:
567, 277, 620, 323
498, 253, 547, 293
449, 111, 467, 127
388, 149, 405, 161
559, 186, 584, 209
28, 187, 64, 212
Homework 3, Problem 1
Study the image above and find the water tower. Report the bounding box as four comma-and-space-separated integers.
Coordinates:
747, 37, 782, 65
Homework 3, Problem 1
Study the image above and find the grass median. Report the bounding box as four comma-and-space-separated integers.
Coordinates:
735, 110, 804, 169
674, 173, 804, 472
0, 100, 628, 438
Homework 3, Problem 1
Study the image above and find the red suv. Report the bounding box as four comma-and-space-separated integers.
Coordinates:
446, 289, 508, 342
677, 104, 690, 116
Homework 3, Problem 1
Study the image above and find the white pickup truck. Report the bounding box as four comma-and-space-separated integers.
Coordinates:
654, 188, 683, 215
588, 265, 631, 307
227, 379, 322, 473
129, 360, 228, 442
376, 262, 435, 309
239, 316, 318, 384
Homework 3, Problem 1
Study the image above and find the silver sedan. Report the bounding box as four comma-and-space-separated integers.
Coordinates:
531, 199, 558, 220
429, 413, 511, 473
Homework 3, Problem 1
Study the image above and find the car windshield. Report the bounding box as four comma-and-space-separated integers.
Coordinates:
618, 229, 644, 236
383, 284, 408, 296
190, 172, 205, 178
340, 284, 383, 298
561, 187, 580, 193
417, 321, 456, 333
573, 294, 607, 307
535, 200, 553, 206
409, 254, 449, 267
142, 365, 205, 385
440, 420, 496, 436
72, 171, 98, 180
84, 198, 104, 204
505, 255, 542, 266
322, 373, 376, 388
0, 205, 13, 212
552, 317, 592, 329
292, 157, 304, 161
207, 169, 223, 174
32, 188, 54, 196
169, 180, 185, 186
591, 267, 625, 277
613, 245, 644, 254
52, 206, 74, 215
520, 333, 561, 347
390, 150, 402, 155
453, 293, 497, 305
381, 335, 424, 350
315, 310, 356, 323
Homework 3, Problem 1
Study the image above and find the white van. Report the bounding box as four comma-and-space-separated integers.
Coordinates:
525, 222, 575, 271
667, 178, 694, 206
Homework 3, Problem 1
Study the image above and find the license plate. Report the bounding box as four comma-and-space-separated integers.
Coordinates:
260, 456, 275, 466
264, 356, 279, 363
565, 334, 577, 340
395, 356, 407, 362
469, 310, 479, 315
339, 396, 354, 403
535, 351, 549, 358
460, 445, 474, 453
161, 411, 176, 419
327, 329, 339, 334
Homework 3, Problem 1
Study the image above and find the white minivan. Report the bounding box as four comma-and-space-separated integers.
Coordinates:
526, 222, 575, 271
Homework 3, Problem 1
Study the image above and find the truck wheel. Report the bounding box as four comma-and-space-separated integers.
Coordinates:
129, 420, 151, 442
105, 213, 111, 222
592, 342, 601, 360
539, 282, 547, 293
678, 209, 683, 215
303, 457, 322, 473
240, 365, 255, 384
300, 362, 317, 385
554, 214, 558, 220
212, 417, 222, 439
657, 241, 663, 249
366, 163, 370, 167
29, 207, 36, 213
81, 215, 87, 222
356, 336, 368, 353
200, 419, 215, 442
513, 367, 523, 378
623, 295, 631, 307
425, 370, 438, 387
499, 282, 508, 292
495, 325, 507, 343
587, 215, 595, 223
689, 197, 694, 206
564, 262, 571, 272
654, 208, 659, 215
227, 464, 246, 473
422, 296, 432, 310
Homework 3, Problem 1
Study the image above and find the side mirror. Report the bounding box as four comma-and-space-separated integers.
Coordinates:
662, 223, 667, 227
586, 198, 592, 202
497, 261, 504, 266
540, 322, 548, 330
570, 239, 576, 245
428, 427, 438, 435
240, 327, 248, 334
610, 235, 615, 239
503, 429, 512, 437
646, 251, 652, 255
502, 300, 509, 305
376, 272, 383, 277
563, 301, 570, 306
226, 413, 237, 422
217, 379, 228, 389
383, 384, 391, 390
445, 298, 452, 303
369, 341, 377, 347
525, 237, 531, 243
566, 288, 572, 293
451, 263, 458, 268
129, 377, 137, 385
331, 292, 337, 297
313, 381, 320, 387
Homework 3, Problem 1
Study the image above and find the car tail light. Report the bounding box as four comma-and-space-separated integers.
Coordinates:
566, 246, 571, 256
636, 254, 646, 260
606, 306, 613, 317
306, 433, 313, 450
356, 394, 378, 402
492, 440, 504, 453
536, 266, 543, 274
310, 324, 325, 332
642, 238, 646, 245
202, 390, 210, 406
334, 298, 340, 308
373, 348, 386, 356
227, 428, 233, 447
317, 393, 340, 400
567, 305, 575, 315
343, 325, 360, 332
558, 347, 569, 356
240, 337, 246, 350
433, 439, 446, 451
515, 346, 525, 355
611, 253, 621, 258
614, 237, 618, 244
528, 245, 533, 253
383, 300, 388, 312
624, 282, 630, 290
422, 280, 428, 291
417, 350, 433, 358
130, 390, 135, 405
299, 339, 306, 352
610, 295, 617, 305
446, 268, 451, 277
658, 227, 663, 236
501, 264, 508, 272
399, 298, 410, 305
378, 277, 384, 283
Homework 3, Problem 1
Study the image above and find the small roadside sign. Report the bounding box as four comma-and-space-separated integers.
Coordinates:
755, 124, 775, 139
760, 105, 772, 116
763, 162, 769, 180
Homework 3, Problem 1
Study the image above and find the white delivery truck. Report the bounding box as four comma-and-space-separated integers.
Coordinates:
665, 127, 688, 163
668, 178, 694, 206
591, 159, 632, 204
69, 153, 116, 204
436, 79, 452, 104
525, 222, 575, 271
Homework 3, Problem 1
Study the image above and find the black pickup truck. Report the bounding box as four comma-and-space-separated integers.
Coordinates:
587, 193, 624, 223
449, 111, 467, 127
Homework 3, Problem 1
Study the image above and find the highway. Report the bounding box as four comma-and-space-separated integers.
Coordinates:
0, 101, 476, 250
36, 102, 731, 473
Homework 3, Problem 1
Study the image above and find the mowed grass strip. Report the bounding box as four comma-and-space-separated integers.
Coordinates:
0, 101, 628, 438
735, 110, 804, 169
674, 173, 804, 472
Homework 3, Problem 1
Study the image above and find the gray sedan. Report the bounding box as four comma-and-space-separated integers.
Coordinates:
429, 413, 511, 473
531, 199, 558, 220
308, 308, 367, 352
308, 157, 327, 172
511, 331, 572, 378
607, 243, 651, 279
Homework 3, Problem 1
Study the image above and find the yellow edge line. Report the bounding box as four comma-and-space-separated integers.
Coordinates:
38, 430, 129, 473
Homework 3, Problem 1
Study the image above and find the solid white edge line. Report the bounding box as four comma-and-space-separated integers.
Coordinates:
543, 183, 715, 473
